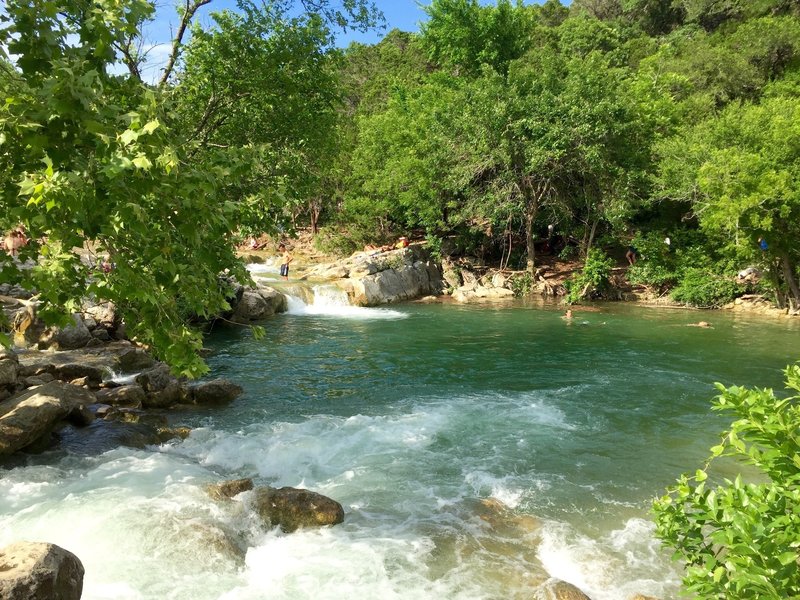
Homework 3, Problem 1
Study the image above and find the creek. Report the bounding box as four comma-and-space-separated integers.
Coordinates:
1, 283, 797, 600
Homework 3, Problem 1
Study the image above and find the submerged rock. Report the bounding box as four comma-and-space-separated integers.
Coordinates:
0, 541, 84, 600
190, 379, 243, 405
252, 486, 345, 533
539, 579, 593, 600
208, 478, 254, 501
57, 420, 163, 454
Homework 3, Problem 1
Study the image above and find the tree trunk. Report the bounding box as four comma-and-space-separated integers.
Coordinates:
585, 218, 599, 256
768, 259, 786, 308
310, 202, 320, 236
780, 253, 800, 312
525, 209, 537, 274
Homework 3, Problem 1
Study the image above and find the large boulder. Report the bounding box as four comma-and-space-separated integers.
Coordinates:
115, 348, 156, 373
231, 287, 287, 323
142, 382, 185, 409
190, 379, 243, 405
132, 362, 188, 408
231, 290, 270, 322
54, 314, 93, 350
82, 300, 117, 329
257, 287, 288, 313
252, 486, 345, 533
0, 541, 84, 600
0, 382, 96, 456
53, 363, 105, 386
94, 384, 146, 408
135, 363, 177, 394
342, 257, 443, 306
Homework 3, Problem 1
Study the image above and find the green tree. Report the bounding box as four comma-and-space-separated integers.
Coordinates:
654, 363, 800, 598
0, 0, 381, 374
421, 0, 537, 76
658, 95, 800, 310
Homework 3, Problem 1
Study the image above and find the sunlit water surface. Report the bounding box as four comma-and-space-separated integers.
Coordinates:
1, 295, 797, 600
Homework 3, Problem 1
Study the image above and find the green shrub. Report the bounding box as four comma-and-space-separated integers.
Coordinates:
670, 268, 743, 307
558, 244, 577, 261
511, 272, 533, 297
653, 363, 800, 599
426, 234, 443, 261
565, 248, 615, 303
313, 226, 365, 257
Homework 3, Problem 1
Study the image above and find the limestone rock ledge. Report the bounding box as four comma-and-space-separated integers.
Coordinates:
304, 247, 444, 306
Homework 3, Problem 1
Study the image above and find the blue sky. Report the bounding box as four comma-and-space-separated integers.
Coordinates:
135, 0, 553, 81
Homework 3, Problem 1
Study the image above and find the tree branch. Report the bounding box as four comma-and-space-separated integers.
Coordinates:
159, 0, 212, 87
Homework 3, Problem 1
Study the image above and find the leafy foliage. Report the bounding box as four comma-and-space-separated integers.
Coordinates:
654, 364, 800, 599
564, 248, 615, 303
0, 0, 381, 374
670, 268, 742, 307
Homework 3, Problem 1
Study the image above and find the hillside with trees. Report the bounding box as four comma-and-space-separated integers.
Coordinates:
320, 0, 800, 315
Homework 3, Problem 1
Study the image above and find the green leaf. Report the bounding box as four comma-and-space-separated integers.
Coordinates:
132, 155, 152, 169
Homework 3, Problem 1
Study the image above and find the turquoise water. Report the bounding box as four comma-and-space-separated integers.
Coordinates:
0, 297, 797, 599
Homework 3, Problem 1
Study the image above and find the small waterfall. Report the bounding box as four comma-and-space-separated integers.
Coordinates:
284, 284, 407, 320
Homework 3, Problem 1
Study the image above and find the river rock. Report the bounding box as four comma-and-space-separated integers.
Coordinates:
54, 363, 105, 386
82, 300, 116, 329
208, 478, 254, 501
0, 541, 84, 600
190, 379, 243, 405
23, 374, 55, 387
157, 426, 192, 442
135, 363, 176, 393
231, 287, 287, 322
94, 384, 146, 408
257, 287, 288, 312
54, 314, 93, 350
91, 328, 111, 341
116, 348, 156, 373
452, 285, 514, 302
143, 381, 185, 408
252, 486, 345, 533
0, 382, 96, 456
539, 579, 593, 600
630, 595, 660, 600
441, 259, 463, 290
0, 357, 18, 387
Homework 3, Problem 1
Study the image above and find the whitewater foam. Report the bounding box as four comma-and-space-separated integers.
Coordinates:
284, 285, 408, 320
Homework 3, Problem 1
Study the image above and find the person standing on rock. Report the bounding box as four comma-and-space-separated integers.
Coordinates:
279, 243, 292, 280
